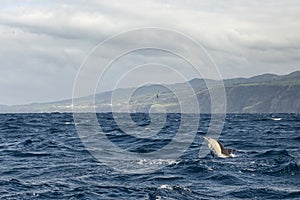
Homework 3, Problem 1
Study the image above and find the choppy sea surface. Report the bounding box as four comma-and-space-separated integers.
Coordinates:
0, 113, 299, 199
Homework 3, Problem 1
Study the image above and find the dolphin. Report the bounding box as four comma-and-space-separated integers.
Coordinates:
203, 136, 235, 158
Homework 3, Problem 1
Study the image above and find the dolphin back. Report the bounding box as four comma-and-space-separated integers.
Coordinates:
225, 148, 235, 155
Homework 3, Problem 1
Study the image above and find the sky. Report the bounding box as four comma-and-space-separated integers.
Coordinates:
0, 0, 300, 105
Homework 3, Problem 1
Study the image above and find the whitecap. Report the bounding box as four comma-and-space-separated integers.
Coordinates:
155, 196, 162, 200
137, 159, 179, 166
230, 153, 237, 158
271, 118, 282, 121
159, 184, 192, 192
159, 184, 173, 190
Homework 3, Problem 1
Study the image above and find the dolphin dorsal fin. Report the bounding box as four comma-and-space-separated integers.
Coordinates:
218, 141, 235, 155
217, 141, 225, 151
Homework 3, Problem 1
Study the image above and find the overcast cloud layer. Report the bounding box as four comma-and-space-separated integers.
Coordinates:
0, 0, 300, 105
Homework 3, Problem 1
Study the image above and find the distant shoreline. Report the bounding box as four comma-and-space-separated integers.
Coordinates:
1, 71, 300, 113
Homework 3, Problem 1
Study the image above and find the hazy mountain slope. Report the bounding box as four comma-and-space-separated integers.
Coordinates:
1, 71, 300, 113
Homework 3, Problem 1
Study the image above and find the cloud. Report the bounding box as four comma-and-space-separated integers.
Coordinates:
0, 0, 299, 104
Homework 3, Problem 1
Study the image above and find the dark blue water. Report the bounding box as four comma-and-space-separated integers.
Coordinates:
0, 113, 299, 199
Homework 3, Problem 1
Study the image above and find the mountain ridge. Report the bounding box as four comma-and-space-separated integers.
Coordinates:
1, 71, 300, 113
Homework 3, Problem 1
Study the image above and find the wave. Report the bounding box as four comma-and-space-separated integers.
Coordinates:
265, 162, 300, 176
294, 136, 300, 141
205, 173, 246, 185
254, 149, 292, 158
1, 149, 51, 157
228, 187, 300, 199
148, 184, 196, 200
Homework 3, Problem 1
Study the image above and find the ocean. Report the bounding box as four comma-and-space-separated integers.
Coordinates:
0, 113, 299, 199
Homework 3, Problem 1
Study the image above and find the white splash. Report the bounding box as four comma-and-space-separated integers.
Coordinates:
159, 184, 173, 190
271, 118, 282, 121
137, 159, 179, 166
